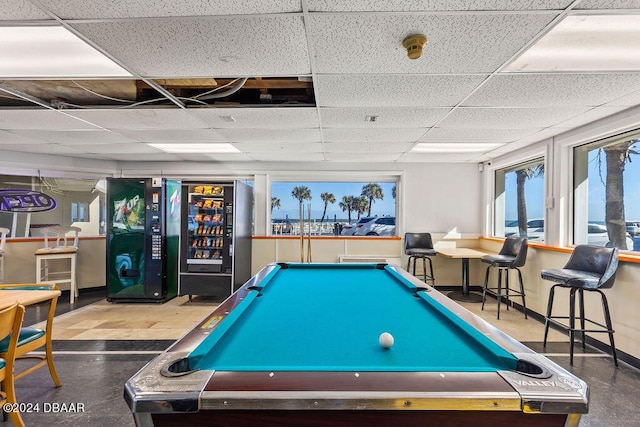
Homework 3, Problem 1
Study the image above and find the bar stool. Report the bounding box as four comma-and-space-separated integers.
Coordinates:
541, 245, 619, 366
404, 233, 436, 285
35, 226, 81, 304
0, 227, 8, 283
481, 236, 528, 320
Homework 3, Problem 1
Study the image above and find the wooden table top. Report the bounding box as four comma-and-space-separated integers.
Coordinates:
0, 289, 61, 307
436, 247, 493, 259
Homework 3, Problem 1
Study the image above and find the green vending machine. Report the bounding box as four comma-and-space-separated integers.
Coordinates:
106, 178, 180, 302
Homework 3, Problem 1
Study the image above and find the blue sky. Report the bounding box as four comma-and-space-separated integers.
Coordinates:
271, 182, 396, 221
504, 172, 544, 220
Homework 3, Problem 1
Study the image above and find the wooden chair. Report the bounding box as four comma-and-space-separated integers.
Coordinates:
0, 227, 9, 283
0, 284, 62, 387
0, 302, 26, 427
35, 226, 81, 303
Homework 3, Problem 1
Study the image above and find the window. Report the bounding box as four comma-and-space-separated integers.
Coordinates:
71, 202, 90, 222
270, 181, 397, 236
573, 131, 640, 252
494, 158, 545, 241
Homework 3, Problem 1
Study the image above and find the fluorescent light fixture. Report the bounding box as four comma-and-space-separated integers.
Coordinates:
411, 143, 502, 153
0, 26, 131, 78
505, 15, 640, 72
148, 143, 240, 153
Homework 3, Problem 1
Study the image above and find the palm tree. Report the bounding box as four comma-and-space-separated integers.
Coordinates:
601, 140, 639, 249
320, 192, 335, 222
361, 183, 384, 217
291, 186, 312, 235
356, 196, 369, 220
515, 164, 544, 238
392, 184, 396, 200
271, 197, 281, 214
339, 195, 355, 224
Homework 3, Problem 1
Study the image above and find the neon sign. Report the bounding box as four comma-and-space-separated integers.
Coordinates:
0, 190, 57, 213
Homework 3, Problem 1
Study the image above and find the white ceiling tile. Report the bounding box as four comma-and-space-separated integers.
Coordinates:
70, 16, 310, 77
510, 127, 571, 146
552, 106, 632, 128
464, 73, 640, 107
67, 109, 209, 130
11, 130, 136, 144
316, 75, 487, 107
38, 0, 301, 19
420, 128, 539, 143
248, 152, 325, 161
218, 128, 321, 143
0, 0, 51, 20
439, 107, 591, 129
397, 152, 479, 162
0, 130, 49, 144
576, 0, 640, 9
0, 143, 77, 154
605, 89, 640, 107
233, 142, 322, 152
115, 129, 227, 143
324, 152, 402, 162
191, 107, 319, 129
308, 0, 572, 12
309, 13, 555, 74
323, 128, 425, 143
92, 152, 182, 161
324, 142, 413, 152
0, 110, 98, 130
320, 107, 449, 128
176, 153, 253, 161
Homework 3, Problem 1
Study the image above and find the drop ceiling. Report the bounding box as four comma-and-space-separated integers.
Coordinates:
1, 0, 640, 165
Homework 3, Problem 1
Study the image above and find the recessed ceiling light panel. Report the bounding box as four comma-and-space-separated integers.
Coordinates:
505, 15, 640, 72
0, 26, 132, 78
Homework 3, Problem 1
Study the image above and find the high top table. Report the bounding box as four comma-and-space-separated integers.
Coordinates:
435, 247, 492, 302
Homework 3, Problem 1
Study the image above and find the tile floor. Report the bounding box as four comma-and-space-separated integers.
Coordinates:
7, 288, 640, 426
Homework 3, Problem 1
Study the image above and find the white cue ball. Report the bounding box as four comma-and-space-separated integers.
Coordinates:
379, 332, 394, 349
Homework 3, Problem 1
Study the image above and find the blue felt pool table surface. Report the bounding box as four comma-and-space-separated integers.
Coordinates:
189, 263, 518, 372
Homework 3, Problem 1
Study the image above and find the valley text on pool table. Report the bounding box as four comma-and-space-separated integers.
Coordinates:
125, 263, 588, 427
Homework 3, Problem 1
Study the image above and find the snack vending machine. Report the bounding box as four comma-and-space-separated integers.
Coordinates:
106, 178, 180, 302
179, 181, 252, 299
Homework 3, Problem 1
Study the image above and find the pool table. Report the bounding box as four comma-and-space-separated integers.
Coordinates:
125, 263, 588, 427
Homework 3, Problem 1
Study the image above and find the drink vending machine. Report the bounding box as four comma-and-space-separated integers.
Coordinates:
106, 178, 180, 302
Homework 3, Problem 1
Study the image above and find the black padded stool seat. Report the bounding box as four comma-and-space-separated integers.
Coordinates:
541, 245, 619, 366
481, 236, 528, 319
404, 233, 436, 285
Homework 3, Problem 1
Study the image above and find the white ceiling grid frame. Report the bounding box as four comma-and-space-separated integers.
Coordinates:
399, 1, 582, 162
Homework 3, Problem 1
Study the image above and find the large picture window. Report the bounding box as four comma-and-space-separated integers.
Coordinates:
494, 159, 545, 241
574, 132, 640, 252
270, 181, 397, 236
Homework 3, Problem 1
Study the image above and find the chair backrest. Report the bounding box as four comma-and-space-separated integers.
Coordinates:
564, 245, 619, 289
0, 302, 25, 361
499, 236, 528, 268
38, 226, 81, 249
404, 233, 434, 253
0, 227, 9, 253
